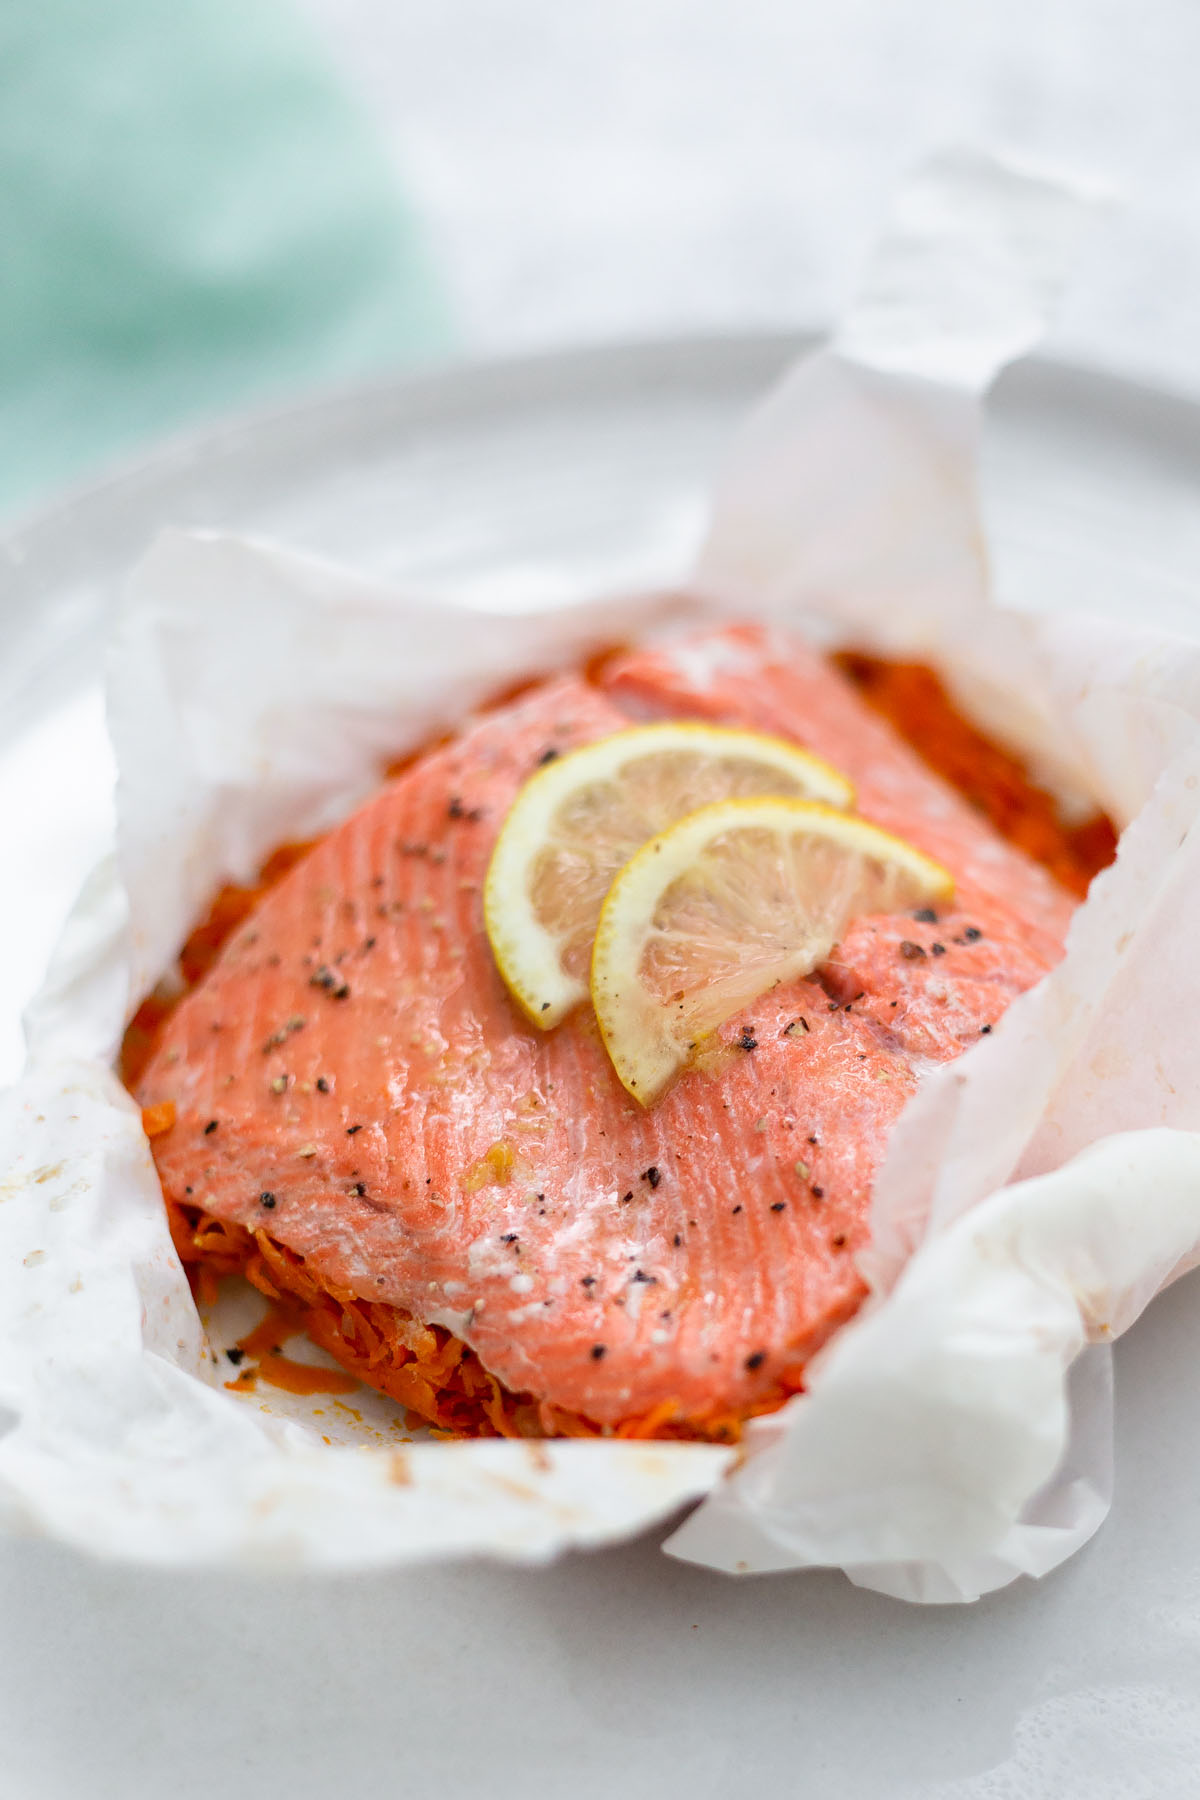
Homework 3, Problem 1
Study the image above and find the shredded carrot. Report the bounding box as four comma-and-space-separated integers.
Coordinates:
140, 1100, 176, 1139
616, 1397, 683, 1439
254, 1353, 361, 1397
235, 1305, 300, 1361
137, 652, 1120, 1443
834, 653, 1117, 896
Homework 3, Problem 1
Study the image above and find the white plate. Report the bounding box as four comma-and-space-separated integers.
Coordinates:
4, 339, 1200, 1797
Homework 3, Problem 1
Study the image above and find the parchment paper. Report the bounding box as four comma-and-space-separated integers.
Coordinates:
6, 150, 1200, 1599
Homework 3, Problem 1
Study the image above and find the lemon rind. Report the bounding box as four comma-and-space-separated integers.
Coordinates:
484, 725, 857, 1028
590, 796, 954, 1104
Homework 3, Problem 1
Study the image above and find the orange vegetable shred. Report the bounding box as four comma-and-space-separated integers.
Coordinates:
140, 1100, 176, 1139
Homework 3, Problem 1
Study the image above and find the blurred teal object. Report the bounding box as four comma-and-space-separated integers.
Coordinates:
0, 0, 450, 517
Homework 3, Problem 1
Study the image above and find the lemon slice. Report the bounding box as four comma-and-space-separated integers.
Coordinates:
590, 797, 953, 1104
485, 724, 855, 1027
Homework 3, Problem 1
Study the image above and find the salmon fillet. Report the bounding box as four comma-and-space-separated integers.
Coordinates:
138, 629, 1077, 1432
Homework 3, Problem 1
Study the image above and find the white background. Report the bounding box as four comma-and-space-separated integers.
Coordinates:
303, 0, 1200, 395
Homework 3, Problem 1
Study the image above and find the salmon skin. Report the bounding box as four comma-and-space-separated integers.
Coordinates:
138, 629, 1076, 1432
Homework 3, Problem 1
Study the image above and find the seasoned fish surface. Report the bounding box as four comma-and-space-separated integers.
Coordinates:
139, 635, 1072, 1428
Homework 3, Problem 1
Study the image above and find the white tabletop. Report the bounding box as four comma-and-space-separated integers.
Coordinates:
6, 1271, 1200, 1797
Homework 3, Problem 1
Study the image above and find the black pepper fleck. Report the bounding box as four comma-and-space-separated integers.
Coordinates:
745, 1351, 766, 1371
260, 1022, 302, 1051
980, 1023, 992, 1034
447, 797, 466, 819
203, 1119, 218, 1135
811, 1185, 825, 1199
964, 926, 983, 942
590, 1344, 607, 1360
351, 1182, 367, 1197
899, 940, 926, 961
346, 1124, 362, 1136
641, 1166, 661, 1190
913, 907, 938, 923
537, 747, 560, 766
501, 1232, 519, 1244
226, 1348, 244, 1365
259, 1191, 276, 1209
581, 1275, 596, 1288
316, 1078, 330, 1093
732, 1204, 743, 1214
832, 1232, 847, 1248
673, 1233, 682, 1247
631, 1269, 657, 1284
770, 1201, 787, 1213
931, 942, 946, 955
739, 1027, 758, 1051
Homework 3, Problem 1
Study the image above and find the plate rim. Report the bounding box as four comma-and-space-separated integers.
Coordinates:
3, 328, 1198, 760
6, 328, 1200, 558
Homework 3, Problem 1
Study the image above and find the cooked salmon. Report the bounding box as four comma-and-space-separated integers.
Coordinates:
137, 629, 1078, 1433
